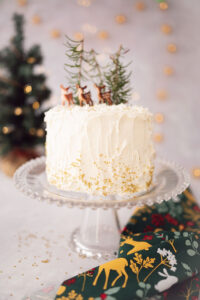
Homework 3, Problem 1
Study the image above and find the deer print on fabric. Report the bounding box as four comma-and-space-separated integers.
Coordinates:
93, 258, 128, 290
120, 236, 152, 255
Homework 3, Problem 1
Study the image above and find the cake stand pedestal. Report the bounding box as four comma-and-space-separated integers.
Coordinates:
14, 157, 190, 259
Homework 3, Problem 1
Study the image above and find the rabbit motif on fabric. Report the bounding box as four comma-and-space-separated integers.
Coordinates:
154, 268, 178, 292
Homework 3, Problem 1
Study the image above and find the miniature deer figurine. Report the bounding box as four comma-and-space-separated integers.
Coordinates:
120, 236, 152, 255
94, 83, 112, 105
94, 83, 105, 103
102, 90, 112, 105
76, 84, 93, 106
155, 268, 178, 292
93, 258, 128, 290
60, 84, 74, 106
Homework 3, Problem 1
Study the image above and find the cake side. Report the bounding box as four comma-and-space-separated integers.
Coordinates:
45, 104, 155, 196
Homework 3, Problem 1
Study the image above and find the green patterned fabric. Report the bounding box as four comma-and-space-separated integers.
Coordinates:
55, 189, 200, 300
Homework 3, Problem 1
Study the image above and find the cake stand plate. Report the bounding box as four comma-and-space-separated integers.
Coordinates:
14, 157, 190, 259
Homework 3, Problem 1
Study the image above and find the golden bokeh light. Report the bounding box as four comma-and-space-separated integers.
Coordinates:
74, 32, 84, 41
32, 15, 41, 25
156, 89, 168, 100
77, 0, 91, 7
36, 128, 45, 137
32, 101, 40, 110
115, 15, 127, 24
24, 85, 32, 94
161, 24, 172, 34
163, 66, 174, 76
17, 0, 27, 6
159, 2, 168, 10
135, 1, 146, 11
2, 127, 10, 134
192, 168, 200, 178
154, 113, 165, 123
27, 57, 36, 64
153, 133, 164, 143
98, 31, 109, 40
167, 43, 177, 53
14, 107, 23, 116
50, 30, 61, 39
29, 128, 36, 135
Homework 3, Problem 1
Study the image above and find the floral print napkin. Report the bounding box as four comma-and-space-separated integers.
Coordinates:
55, 188, 200, 300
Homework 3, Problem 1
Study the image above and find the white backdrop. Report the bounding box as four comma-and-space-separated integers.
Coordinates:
0, 0, 200, 299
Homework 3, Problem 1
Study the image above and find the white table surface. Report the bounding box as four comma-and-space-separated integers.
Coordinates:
0, 170, 136, 299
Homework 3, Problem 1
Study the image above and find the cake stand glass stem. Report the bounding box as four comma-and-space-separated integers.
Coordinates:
71, 208, 121, 258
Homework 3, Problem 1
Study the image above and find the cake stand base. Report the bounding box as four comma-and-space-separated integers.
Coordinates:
70, 208, 121, 259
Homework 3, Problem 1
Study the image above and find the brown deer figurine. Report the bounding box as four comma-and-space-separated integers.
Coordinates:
94, 83, 112, 105
60, 84, 74, 106
102, 90, 112, 105
94, 83, 105, 103
76, 84, 93, 106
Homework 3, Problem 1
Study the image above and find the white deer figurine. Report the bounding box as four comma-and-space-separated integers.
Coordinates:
154, 268, 178, 292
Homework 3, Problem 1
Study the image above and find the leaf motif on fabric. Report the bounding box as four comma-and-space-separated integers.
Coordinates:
193, 240, 199, 249
134, 253, 143, 265
130, 259, 139, 274
181, 262, 192, 271
143, 257, 155, 269
187, 249, 196, 256
136, 289, 144, 298
106, 287, 121, 295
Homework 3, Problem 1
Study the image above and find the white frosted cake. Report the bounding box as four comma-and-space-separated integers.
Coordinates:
45, 104, 155, 196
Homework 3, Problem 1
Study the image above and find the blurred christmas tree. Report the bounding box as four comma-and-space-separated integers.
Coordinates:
0, 13, 51, 176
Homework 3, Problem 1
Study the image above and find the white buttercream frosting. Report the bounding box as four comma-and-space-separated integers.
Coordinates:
45, 104, 155, 196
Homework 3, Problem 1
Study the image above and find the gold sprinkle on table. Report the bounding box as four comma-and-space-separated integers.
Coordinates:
41, 259, 49, 263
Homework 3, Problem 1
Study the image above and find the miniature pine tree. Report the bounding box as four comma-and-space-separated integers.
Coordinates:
64, 36, 89, 104
104, 45, 132, 105
0, 13, 51, 156
86, 49, 104, 85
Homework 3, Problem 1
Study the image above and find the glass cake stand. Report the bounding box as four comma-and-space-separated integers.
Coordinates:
14, 156, 190, 259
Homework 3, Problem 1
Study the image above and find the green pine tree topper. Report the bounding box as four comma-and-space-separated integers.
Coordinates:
64, 36, 132, 105
104, 45, 132, 105
0, 14, 51, 156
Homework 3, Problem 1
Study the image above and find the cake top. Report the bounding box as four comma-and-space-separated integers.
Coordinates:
45, 104, 152, 121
